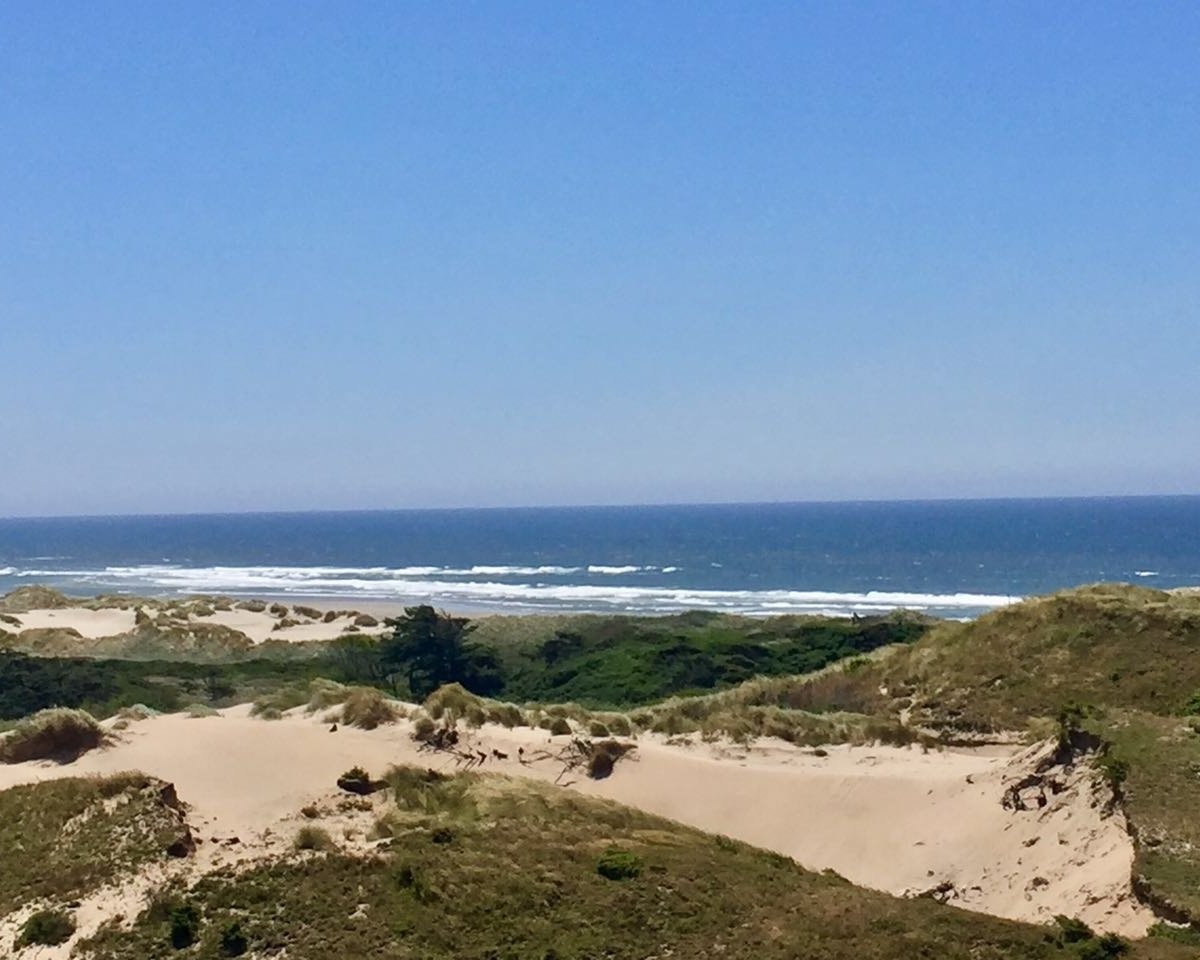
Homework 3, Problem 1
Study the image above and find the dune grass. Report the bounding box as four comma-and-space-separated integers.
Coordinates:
77, 766, 1188, 960
0, 774, 184, 915
0, 707, 109, 763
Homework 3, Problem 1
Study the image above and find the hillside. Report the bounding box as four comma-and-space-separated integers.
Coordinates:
1, 765, 1186, 960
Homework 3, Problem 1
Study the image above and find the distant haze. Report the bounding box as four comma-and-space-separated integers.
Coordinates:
1, 4, 1196, 517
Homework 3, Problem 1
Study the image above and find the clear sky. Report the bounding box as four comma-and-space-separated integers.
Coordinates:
1, 3, 1197, 517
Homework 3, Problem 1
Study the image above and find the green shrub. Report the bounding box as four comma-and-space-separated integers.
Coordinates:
596, 846, 643, 880
250, 686, 308, 718
219, 920, 248, 956
294, 825, 335, 851
15, 908, 76, 947
1077, 933, 1128, 959
1097, 752, 1129, 789
184, 703, 219, 718
549, 717, 571, 736
588, 720, 611, 737
0, 708, 108, 763
1148, 921, 1200, 946
169, 902, 201, 948
1054, 915, 1095, 943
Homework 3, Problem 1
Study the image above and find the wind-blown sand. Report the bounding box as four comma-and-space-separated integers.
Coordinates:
0, 706, 1152, 949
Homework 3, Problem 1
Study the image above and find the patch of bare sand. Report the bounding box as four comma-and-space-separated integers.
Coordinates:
7, 607, 137, 638
0, 709, 1154, 946
5, 603, 384, 646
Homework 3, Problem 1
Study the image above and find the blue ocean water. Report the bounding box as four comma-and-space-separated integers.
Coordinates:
0, 497, 1197, 619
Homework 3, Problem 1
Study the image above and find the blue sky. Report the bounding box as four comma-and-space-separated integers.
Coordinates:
1, 2, 1197, 516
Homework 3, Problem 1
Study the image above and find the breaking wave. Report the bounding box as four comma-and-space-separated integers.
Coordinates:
5, 563, 1021, 617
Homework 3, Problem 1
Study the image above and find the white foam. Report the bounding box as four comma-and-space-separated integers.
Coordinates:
0, 566, 15, 576
1134, 571, 1159, 577
6, 563, 1022, 617
586, 565, 646, 575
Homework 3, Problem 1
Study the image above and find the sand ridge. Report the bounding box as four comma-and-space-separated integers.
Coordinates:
0, 706, 1154, 945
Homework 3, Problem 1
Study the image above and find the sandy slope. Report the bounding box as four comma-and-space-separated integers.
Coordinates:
2, 604, 380, 645
0, 707, 1152, 944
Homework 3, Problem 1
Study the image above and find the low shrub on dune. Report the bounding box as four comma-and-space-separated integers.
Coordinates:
339, 688, 403, 730
0, 708, 109, 763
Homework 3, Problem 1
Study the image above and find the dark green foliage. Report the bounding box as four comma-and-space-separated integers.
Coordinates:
380, 606, 502, 700
502, 612, 928, 708
168, 902, 201, 948
1097, 752, 1129, 789
596, 846, 643, 880
1077, 934, 1129, 959
219, 920, 248, 956
1148, 922, 1200, 946
0, 651, 332, 720
1055, 916, 1096, 944
1052, 915, 1128, 958
15, 908, 76, 947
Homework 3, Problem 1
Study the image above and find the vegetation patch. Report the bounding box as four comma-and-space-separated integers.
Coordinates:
15, 908, 76, 948
0, 774, 185, 914
75, 767, 1187, 960
0, 707, 108, 763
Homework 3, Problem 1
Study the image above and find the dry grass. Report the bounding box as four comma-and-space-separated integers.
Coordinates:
339, 688, 403, 729
0, 707, 109, 763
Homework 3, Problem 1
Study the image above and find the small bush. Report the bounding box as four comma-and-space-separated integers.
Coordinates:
250, 687, 308, 718
294, 605, 322, 620
16, 908, 76, 947
549, 717, 571, 736
169, 902, 201, 948
1097, 752, 1129, 789
117, 703, 158, 721
589, 720, 611, 737
219, 919, 248, 956
605, 714, 634, 736
1077, 934, 1129, 959
191, 603, 215, 618
340, 688, 401, 729
236, 600, 267, 613
596, 846, 643, 880
485, 703, 525, 728
1054, 915, 1095, 944
322, 609, 338, 623
353, 613, 379, 627
411, 714, 437, 742
268, 603, 289, 616
184, 703, 219, 718
0, 708, 108, 763
294, 825, 335, 851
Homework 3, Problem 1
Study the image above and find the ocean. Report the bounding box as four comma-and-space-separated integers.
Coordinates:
0, 497, 1197, 619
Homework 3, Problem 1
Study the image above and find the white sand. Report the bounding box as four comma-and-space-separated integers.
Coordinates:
7, 607, 138, 637
3, 604, 383, 646
0, 708, 1152, 943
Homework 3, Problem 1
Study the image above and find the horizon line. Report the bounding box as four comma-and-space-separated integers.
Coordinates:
3, 491, 1198, 523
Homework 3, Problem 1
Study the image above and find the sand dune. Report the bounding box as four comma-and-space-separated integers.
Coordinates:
1, 602, 382, 646
0, 706, 1152, 942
